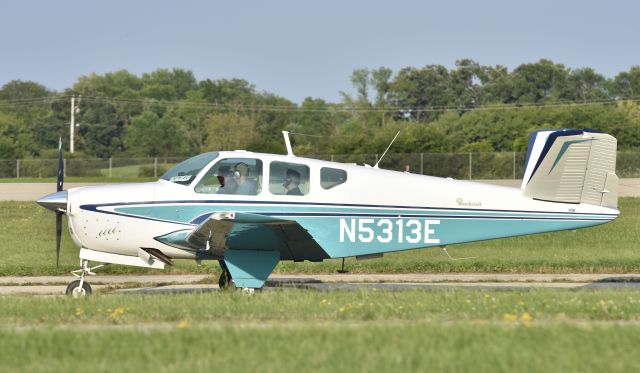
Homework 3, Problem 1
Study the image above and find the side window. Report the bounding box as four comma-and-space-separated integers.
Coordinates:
269, 161, 310, 196
195, 158, 263, 195
321, 167, 347, 189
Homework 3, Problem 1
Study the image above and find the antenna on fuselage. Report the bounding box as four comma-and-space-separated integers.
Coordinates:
282, 131, 295, 157
373, 131, 400, 169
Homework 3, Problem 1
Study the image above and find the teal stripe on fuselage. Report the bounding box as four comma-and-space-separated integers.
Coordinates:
113, 203, 613, 223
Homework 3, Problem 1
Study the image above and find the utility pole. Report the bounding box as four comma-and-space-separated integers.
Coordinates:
70, 96, 80, 153
70, 96, 75, 153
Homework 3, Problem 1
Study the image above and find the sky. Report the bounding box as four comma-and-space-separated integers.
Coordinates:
1, 0, 639, 103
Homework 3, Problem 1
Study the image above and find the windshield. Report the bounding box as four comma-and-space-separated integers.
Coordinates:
160, 152, 218, 185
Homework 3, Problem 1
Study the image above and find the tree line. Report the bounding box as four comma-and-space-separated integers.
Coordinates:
0, 59, 639, 160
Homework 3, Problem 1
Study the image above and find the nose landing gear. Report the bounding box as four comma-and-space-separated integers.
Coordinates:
66, 259, 106, 298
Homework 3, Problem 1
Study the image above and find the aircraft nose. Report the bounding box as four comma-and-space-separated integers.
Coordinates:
37, 190, 68, 212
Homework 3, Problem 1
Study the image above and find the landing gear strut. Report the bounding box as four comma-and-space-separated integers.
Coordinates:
66, 259, 105, 298
218, 260, 235, 290
218, 269, 234, 289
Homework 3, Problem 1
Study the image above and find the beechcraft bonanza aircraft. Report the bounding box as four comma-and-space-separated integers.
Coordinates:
38, 130, 619, 297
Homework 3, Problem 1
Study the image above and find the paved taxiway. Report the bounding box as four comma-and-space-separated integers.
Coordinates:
2, 273, 640, 295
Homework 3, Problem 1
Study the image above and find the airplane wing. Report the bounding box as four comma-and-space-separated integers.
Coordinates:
155, 212, 329, 261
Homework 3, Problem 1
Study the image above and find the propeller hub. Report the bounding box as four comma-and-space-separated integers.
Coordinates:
37, 191, 68, 212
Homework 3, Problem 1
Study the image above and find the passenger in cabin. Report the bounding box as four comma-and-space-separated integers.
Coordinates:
216, 166, 238, 194
284, 169, 303, 195
234, 162, 257, 195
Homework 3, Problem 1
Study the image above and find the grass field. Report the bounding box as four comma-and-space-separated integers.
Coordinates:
0, 198, 638, 276
1, 289, 640, 372
1, 199, 639, 372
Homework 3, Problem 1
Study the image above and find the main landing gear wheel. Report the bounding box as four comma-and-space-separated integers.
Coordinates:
66, 279, 92, 298
218, 269, 235, 290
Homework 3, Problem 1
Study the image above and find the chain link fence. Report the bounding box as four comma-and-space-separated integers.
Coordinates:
1, 152, 639, 179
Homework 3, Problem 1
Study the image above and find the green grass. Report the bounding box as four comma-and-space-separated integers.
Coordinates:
99, 164, 149, 178
3, 288, 640, 324
0, 198, 638, 276
2, 289, 640, 372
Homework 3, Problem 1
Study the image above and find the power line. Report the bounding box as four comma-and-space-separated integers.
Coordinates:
0, 94, 639, 113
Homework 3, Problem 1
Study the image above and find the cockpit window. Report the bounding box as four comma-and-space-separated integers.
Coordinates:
195, 158, 263, 195
321, 167, 347, 189
269, 161, 310, 196
160, 152, 218, 186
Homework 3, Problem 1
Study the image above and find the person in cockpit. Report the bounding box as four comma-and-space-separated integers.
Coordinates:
216, 166, 238, 194
284, 169, 302, 195
234, 162, 257, 195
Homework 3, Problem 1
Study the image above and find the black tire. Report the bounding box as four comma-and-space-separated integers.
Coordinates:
66, 279, 92, 297
218, 270, 234, 290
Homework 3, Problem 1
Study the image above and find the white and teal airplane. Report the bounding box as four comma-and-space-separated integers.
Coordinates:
38, 130, 619, 297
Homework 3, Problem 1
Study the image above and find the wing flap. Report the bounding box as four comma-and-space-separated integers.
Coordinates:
155, 212, 329, 261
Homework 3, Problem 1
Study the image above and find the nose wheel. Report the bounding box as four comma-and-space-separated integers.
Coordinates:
66, 279, 92, 298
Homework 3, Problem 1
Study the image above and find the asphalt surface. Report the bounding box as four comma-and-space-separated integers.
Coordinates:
2, 179, 639, 201
2, 273, 640, 295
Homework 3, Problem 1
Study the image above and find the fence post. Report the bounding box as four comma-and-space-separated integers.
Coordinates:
469, 153, 472, 180
420, 153, 424, 175
154, 158, 158, 178
109, 158, 113, 178
513, 151, 516, 179
16, 159, 19, 178
331, 154, 334, 162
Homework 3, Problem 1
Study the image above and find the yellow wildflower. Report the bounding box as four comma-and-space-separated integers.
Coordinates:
109, 307, 125, 318
502, 313, 518, 321
521, 312, 533, 322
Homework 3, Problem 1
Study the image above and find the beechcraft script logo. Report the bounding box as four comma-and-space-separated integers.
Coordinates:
456, 198, 481, 207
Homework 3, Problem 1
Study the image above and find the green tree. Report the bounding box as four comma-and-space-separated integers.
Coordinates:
509, 59, 570, 103
350, 68, 370, 104
389, 65, 453, 121
0, 112, 35, 158
202, 113, 256, 151
612, 66, 640, 98
124, 111, 188, 157
0, 80, 50, 100
476, 65, 512, 104
76, 100, 125, 157
565, 68, 609, 102
449, 59, 483, 108
199, 78, 255, 105
370, 67, 392, 106
141, 69, 198, 100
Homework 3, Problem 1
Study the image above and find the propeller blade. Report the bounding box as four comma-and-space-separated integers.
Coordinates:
56, 211, 62, 268
57, 137, 64, 192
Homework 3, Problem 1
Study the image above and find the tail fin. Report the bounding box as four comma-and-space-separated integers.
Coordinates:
521, 129, 618, 208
